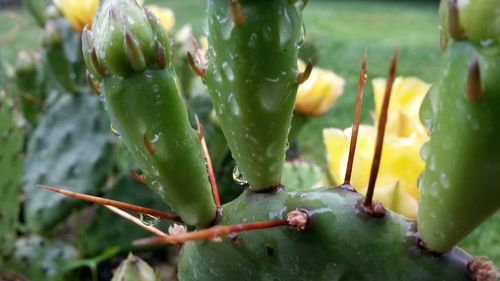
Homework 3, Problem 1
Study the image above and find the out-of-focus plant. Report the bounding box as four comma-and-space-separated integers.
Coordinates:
323, 76, 430, 219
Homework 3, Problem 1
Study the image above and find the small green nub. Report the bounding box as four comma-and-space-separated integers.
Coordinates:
91, 0, 156, 77
111, 254, 158, 281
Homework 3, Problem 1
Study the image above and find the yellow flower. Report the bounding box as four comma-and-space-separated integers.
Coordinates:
323, 76, 431, 219
295, 60, 345, 116
53, 0, 98, 32
372, 77, 431, 139
146, 5, 175, 32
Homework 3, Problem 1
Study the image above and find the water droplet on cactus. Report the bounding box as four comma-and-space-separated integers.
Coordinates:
228, 93, 240, 116
279, 8, 292, 48
110, 123, 120, 137
440, 173, 450, 189
151, 133, 161, 143
220, 15, 234, 40
222, 62, 234, 81
297, 22, 306, 48
232, 166, 247, 185
139, 213, 160, 226
262, 25, 273, 41
248, 33, 258, 48
420, 142, 429, 161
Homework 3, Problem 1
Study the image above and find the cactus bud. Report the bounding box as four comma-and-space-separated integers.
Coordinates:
111, 254, 158, 281
92, 0, 156, 77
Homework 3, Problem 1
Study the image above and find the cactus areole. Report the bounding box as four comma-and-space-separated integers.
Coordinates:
83, 0, 216, 227
206, 0, 303, 191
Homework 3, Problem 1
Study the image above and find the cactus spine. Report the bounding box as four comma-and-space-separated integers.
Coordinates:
206, 0, 303, 190
84, 0, 216, 227
418, 0, 500, 253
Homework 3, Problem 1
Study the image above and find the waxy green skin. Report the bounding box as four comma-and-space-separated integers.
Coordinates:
418, 41, 500, 253
101, 70, 216, 227
0, 92, 23, 256
88, 0, 216, 227
179, 188, 472, 281
206, 0, 302, 190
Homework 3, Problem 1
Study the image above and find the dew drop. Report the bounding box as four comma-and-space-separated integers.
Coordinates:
262, 25, 273, 41
222, 62, 234, 81
110, 123, 120, 137
139, 213, 160, 226
232, 166, 247, 185
439, 173, 450, 189
248, 33, 258, 48
228, 93, 240, 116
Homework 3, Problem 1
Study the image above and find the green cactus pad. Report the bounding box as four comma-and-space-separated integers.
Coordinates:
14, 50, 44, 126
24, 92, 115, 233
418, 41, 500, 253
0, 91, 23, 256
281, 160, 323, 191
179, 188, 472, 281
86, 0, 216, 227
4, 235, 79, 281
206, 0, 303, 190
111, 253, 159, 281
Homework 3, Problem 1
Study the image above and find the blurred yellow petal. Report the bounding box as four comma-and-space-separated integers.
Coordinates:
323, 124, 424, 219
53, 0, 98, 31
373, 77, 431, 139
147, 5, 176, 32
295, 60, 345, 116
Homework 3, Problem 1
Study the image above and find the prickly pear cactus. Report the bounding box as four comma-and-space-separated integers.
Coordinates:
23, 92, 115, 233
206, 0, 303, 191
281, 160, 323, 191
418, 0, 500, 253
3, 235, 79, 281
111, 253, 158, 281
179, 189, 472, 281
83, 0, 216, 227
0, 90, 23, 257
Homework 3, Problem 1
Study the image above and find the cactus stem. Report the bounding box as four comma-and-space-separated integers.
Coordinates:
195, 115, 222, 212
91, 47, 107, 76
134, 218, 288, 245
440, 29, 448, 51
467, 256, 499, 281
125, 30, 147, 71
155, 41, 168, 69
343, 51, 367, 189
448, 0, 466, 40
105, 205, 169, 237
466, 57, 483, 101
286, 209, 311, 231
187, 51, 206, 78
143, 133, 156, 155
230, 0, 246, 26
38, 185, 183, 222
86, 70, 101, 94
364, 48, 398, 208
296, 60, 313, 85
129, 169, 146, 184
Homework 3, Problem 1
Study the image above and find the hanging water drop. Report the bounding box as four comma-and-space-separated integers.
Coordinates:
110, 123, 120, 137
139, 213, 160, 226
232, 166, 247, 185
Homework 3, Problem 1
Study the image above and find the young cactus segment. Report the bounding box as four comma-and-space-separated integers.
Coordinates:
111, 253, 159, 281
0, 90, 23, 256
86, 0, 216, 227
206, 0, 303, 191
179, 189, 473, 281
418, 41, 500, 253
